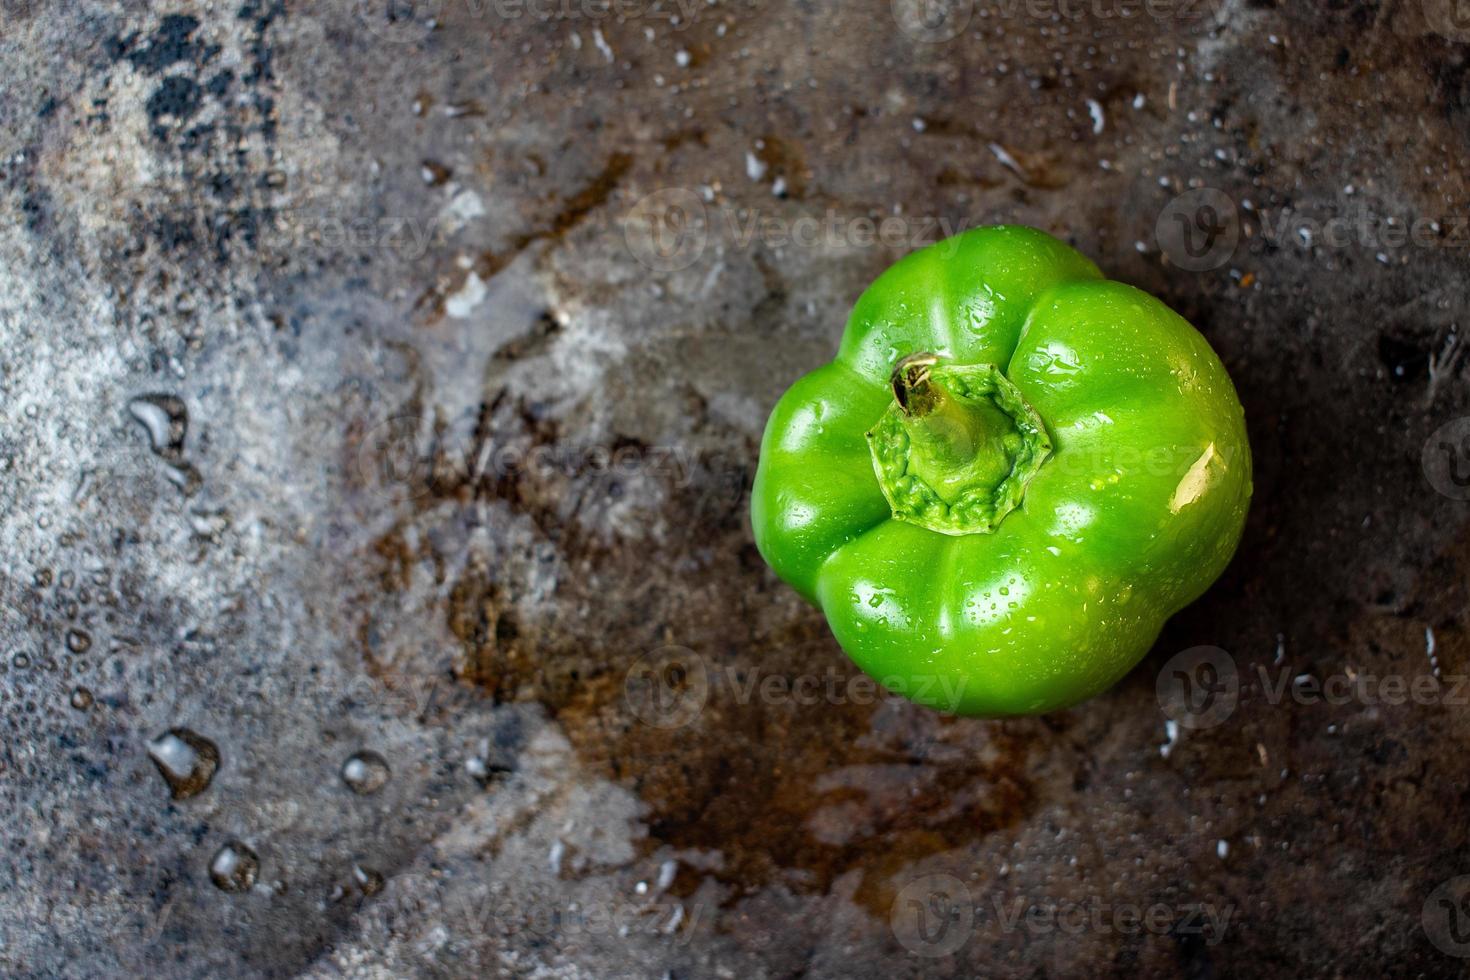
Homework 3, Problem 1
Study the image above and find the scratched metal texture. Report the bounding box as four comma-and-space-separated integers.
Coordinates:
2, 0, 1470, 976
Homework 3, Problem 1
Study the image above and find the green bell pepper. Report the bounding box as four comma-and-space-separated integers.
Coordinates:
751, 225, 1251, 716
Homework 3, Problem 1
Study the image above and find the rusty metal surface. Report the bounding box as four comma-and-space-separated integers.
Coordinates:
3, 0, 1470, 976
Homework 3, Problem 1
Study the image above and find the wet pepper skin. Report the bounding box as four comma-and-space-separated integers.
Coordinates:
751, 226, 1252, 716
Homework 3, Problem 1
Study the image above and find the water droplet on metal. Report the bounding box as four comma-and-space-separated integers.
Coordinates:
65, 629, 92, 653
465, 741, 512, 787
69, 687, 93, 710
353, 863, 384, 897
127, 394, 202, 496
127, 394, 188, 462
341, 751, 390, 795
187, 509, 230, 538
210, 841, 259, 893
165, 462, 203, 497
147, 728, 220, 799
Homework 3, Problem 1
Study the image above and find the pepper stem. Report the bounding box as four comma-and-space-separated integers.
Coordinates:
869, 357, 1053, 534
890, 353, 1016, 492
891, 352, 944, 417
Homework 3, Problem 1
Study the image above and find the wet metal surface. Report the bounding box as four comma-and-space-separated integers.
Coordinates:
3, 0, 1470, 976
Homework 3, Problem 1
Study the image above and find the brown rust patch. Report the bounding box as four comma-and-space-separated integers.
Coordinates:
447, 558, 513, 692
353, 388, 1040, 916
750, 134, 809, 198
557, 641, 1038, 917
414, 152, 633, 320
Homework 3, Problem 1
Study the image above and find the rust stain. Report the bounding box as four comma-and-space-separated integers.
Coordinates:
562, 657, 1037, 916
414, 152, 633, 321
351, 388, 1040, 917
751, 134, 810, 198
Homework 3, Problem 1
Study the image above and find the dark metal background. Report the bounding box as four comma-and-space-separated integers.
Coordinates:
3, 0, 1470, 975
